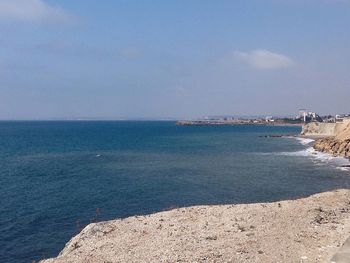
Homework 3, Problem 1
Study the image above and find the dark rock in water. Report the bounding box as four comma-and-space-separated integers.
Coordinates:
259, 134, 295, 138
341, 165, 350, 168
259, 135, 283, 138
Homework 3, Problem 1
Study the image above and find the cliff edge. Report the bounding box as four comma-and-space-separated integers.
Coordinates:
40, 190, 350, 263
301, 121, 350, 158
301, 121, 350, 140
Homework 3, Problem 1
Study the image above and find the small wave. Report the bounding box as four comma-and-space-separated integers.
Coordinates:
278, 149, 310, 157
279, 147, 318, 157
337, 167, 350, 172
278, 146, 350, 171
295, 137, 315, 145
258, 136, 349, 171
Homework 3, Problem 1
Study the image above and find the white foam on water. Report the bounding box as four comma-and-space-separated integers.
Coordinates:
277, 137, 350, 172
257, 136, 350, 171
278, 148, 311, 157
337, 167, 350, 172
295, 137, 315, 145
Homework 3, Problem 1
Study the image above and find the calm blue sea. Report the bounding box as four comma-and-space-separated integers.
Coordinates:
1, 121, 350, 263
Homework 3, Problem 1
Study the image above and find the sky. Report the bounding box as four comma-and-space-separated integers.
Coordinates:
0, 0, 350, 120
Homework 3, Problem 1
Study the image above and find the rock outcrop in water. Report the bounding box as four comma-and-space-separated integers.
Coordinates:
302, 120, 350, 158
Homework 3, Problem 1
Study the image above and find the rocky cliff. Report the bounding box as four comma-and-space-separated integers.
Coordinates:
301, 121, 350, 139
302, 120, 350, 158
314, 137, 350, 158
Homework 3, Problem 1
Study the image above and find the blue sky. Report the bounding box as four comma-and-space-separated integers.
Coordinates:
0, 0, 350, 119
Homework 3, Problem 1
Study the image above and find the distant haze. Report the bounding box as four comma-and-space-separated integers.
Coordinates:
0, 0, 349, 120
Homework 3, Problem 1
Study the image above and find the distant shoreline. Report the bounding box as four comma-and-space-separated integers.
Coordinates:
176, 120, 303, 127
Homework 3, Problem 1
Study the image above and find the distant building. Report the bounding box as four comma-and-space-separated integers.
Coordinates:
297, 109, 323, 123
265, 116, 274, 122
322, 115, 335, 123
336, 114, 350, 123
336, 114, 343, 122
298, 109, 308, 122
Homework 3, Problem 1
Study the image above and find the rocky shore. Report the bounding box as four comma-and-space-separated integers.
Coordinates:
314, 138, 350, 159
41, 190, 350, 263
302, 120, 350, 159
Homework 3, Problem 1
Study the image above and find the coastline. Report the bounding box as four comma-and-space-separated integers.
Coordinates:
40, 189, 350, 263
294, 136, 350, 173
300, 122, 350, 160
39, 122, 350, 263
176, 120, 303, 127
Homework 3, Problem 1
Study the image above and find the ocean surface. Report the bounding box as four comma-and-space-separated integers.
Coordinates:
1, 121, 350, 263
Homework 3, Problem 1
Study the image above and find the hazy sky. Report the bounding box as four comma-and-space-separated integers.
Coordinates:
0, 0, 350, 119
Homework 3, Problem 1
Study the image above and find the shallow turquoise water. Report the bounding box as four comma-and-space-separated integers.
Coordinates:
0, 121, 349, 263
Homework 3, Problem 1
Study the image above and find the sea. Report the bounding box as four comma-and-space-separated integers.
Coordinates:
1, 121, 350, 263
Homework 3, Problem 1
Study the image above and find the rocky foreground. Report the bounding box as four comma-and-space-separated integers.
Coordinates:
41, 190, 350, 263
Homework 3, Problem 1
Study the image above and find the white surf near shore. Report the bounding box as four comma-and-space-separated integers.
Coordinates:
279, 137, 350, 171
295, 137, 315, 145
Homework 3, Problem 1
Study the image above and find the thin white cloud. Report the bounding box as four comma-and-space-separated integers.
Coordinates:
0, 0, 73, 23
233, 49, 294, 70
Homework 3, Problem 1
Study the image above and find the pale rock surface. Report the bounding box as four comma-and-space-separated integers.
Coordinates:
301, 121, 350, 139
41, 190, 350, 263
302, 121, 350, 158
